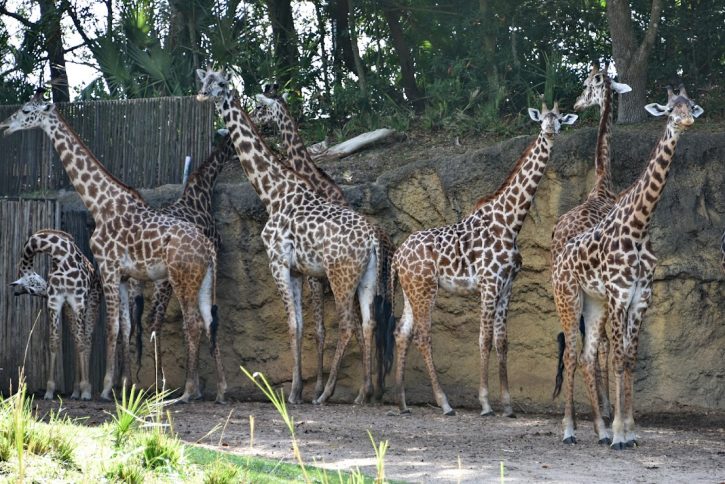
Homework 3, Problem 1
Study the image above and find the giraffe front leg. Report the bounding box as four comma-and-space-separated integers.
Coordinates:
101, 277, 121, 401
307, 277, 326, 399
493, 276, 516, 418
118, 281, 132, 392
70, 303, 92, 400
478, 293, 496, 417
608, 301, 628, 450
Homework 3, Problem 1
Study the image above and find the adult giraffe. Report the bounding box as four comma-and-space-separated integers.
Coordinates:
392, 103, 577, 416
0, 90, 227, 403
196, 69, 394, 405
551, 85, 703, 448
252, 84, 396, 399
551, 64, 631, 424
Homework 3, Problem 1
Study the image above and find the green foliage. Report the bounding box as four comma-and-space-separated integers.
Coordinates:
135, 430, 184, 471
202, 458, 241, 484
110, 384, 150, 447
104, 460, 146, 483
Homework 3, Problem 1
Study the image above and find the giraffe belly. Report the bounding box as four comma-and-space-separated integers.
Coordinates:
439, 276, 478, 295
120, 252, 168, 281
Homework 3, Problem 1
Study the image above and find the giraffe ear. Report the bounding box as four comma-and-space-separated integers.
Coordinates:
611, 82, 632, 94
692, 104, 704, 118
282, 92, 290, 102
196, 69, 207, 81
644, 103, 669, 116
559, 113, 578, 125
528, 108, 541, 122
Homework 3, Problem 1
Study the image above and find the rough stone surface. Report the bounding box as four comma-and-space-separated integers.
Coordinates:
58, 125, 725, 412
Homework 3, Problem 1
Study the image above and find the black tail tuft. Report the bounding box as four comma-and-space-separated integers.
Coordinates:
374, 251, 396, 396
553, 332, 565, 399
133, 295, 145, 369
579, 315, 585, 338
209, 304, 219, 356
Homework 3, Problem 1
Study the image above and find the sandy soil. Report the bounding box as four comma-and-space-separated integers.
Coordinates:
36, 398, 725, 483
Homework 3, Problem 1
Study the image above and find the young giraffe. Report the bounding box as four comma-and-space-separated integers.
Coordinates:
252, 84, 397, 399
551, 64, 631, 421
551, 86, 703, 449
196, 69, 395, 405
130, 132, 237, 382
10, 229, 102, 401
392, 103, 578, 416
0, 90, 227, 403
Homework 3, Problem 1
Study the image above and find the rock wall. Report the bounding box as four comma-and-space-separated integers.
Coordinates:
60, 125, 725, 412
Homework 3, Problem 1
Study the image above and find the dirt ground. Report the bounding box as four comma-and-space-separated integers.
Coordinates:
35, 398, 724, 483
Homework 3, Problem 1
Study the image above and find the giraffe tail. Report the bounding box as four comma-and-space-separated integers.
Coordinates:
133, 293, 145, 371
207, 253, 219, 357
373, 230, 396, 397
553, 332, 565, 399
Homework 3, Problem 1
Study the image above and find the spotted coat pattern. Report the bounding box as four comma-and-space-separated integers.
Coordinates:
392, 104, 577, 416
252, 86, 397, 400
551, 87, 703, 449
10, 230, 102, 401
0, 92, 226, 403
197, 69, 394, 406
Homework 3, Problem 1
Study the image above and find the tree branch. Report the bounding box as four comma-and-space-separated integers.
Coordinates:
637, 0, 663, 61
0, 5, 35, 27
59, 0, 95, 47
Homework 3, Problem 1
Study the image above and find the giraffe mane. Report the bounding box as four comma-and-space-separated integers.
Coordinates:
474, 137, 538, 210
33, 228, 76, 241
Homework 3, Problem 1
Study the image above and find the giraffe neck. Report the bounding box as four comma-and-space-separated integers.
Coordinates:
612, 125, 681, 236
592, 81, 614, 197
475, 133, 552, 234
19, 231, 71, 275
43, 111, 145, 219
178, 135, 235, 214
215, 92, 308, 214
273, 103, 348, 206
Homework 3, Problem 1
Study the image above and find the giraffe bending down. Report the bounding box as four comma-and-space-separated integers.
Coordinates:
392, 103, 578, 416
0, 90, 226, 403
252, 84, 397, 400
197, 69, 395, 405
129, 132, 236, 383
551, 86, 703, 449
10, 230, 102, 400
551, 64, 631, 424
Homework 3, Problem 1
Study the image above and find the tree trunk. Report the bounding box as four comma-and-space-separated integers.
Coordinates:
607, 0, 663, 123
265, 0, 299, 88
347, 1, 368, 100
38, 0, 70, 103
479, 0, 500, 107
381, 2, 423, 113
330, 0, 356, 75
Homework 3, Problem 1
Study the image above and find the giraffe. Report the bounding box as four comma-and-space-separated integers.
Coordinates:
129, 132, 237, 383
251, 83, 397, 399
196, 68, 395, 405
10, 229, 102, 401
0, 90, 227, 404
551, 64, 632, 421
551, 85, 703, 449
392, 103, 578, 416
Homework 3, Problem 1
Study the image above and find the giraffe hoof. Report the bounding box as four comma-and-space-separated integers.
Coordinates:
598, 437, 612, 446
562, 436, 577, 445
480, 411, 496, 417
610, 441, 626, 451
215, 398, 228, 405
443, 409, 456, 416
503, 412, 517, 419
625, 439, 638, 448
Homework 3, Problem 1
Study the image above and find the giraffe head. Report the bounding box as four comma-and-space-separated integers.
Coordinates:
573, 63, 632, 111
527, 102, 578, 138
0, 88, 55, 135
252, 83, 291, 131
644, 84, 704, 131
196, 69, 233, 101
9, 272, 48, 297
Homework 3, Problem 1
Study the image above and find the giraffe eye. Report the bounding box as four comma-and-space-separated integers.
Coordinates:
218, 81, 226, 87
22, 108, 30, 114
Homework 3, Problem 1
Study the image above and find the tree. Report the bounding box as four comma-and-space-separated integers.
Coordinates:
380, 0, 423, 112
606, 0, 663, 123
264, 0, 299, 88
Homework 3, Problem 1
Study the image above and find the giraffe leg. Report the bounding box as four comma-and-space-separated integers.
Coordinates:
100, 272, 122, 401
580, 297, 611, 444
45, 300, 62, 400
176, 293, 203, 403
354, 255, 378, 405
412, 301, 453, 416
314, 281, 357, 405
147, 281, 173, 386
478, 292, 496, 417
63, 304, 81, 400
553, 284, 582, 444
493, 274, 516, 418
307, 277, 326, 399
393, 297, 414, 414
608, 302, 628, 450
199, 265, 227, 404
118, 281, 132, 392
596, 321, 612, 422
70, 300, 92, 401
